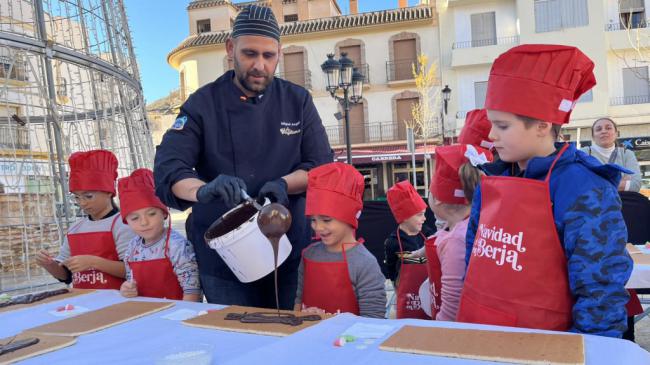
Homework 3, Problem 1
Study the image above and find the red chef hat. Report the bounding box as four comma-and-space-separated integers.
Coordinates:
485, 44, 596, 125
430, 144, 493, 204
386, 180, 427, 224
306, 162, 365, 229
458, 109, 493, 150
68, 150, 118, 195
118, 168, 168, 223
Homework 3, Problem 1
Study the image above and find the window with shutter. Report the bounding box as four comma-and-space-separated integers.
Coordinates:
534, 0, 588, 33
470, 12, 496, 47
474, 81, 488, 109
623, 67, 650, 104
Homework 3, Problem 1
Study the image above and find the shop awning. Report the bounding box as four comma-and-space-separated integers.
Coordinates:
333, 143, 436, 164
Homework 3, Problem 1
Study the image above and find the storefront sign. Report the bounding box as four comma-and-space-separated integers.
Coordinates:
370, 155, 403, 162
628, 137, 650, 149
580, 136, 650, 150
0, 160, 52, 176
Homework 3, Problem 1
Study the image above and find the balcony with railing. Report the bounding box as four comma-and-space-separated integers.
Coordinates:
0, 124, 30, 150
610, 95, 650, 106
606, 20, 648, 31
452, 35, 520, 49
386, 59, 418, 83
451, 35, 519, 68
357, 63, 370, 84
277, 69, 312, 89
606, 16, 650, 49
325, 120, 439, 146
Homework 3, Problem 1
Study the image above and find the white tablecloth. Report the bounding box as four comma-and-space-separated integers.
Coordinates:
627, 245, 650, 289
2, 290, 649, 364
223, 313, 650, 365
0, 290, 276, 364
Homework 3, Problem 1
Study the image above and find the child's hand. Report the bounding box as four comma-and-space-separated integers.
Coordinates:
62, 255, 96, 273
35, 250, 58, 268
120, 280, 138, 298
397, 251, 414, 259
618, 175, 632, 191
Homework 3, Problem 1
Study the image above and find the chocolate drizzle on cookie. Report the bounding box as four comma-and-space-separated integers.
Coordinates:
224, 312, 321, 326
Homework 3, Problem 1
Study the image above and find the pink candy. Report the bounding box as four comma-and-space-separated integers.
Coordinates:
56, 304, 75, 312
333, 337, 346, 347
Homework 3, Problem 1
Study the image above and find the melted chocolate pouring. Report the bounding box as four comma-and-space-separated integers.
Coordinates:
224, 312, 321, 326
257, 203, 291, 316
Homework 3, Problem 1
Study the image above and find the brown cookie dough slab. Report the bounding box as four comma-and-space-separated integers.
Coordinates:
0, 333, 76, 365
24, 301, 174, 337
0, 289, 95, 315
182, 305, 332, 337
379, 325, 584, 365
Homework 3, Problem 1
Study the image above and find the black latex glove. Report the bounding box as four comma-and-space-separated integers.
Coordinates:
196, 175, 247, 208
257, 178, 289, 207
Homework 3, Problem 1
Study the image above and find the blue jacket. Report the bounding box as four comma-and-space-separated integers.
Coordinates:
154, 71, 333, 279
465, 143, 633, 338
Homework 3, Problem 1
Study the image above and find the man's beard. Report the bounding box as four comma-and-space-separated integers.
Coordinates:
234, 57, 274, 94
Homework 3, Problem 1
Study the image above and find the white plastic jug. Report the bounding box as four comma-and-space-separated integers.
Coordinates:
204, 199, 292, 283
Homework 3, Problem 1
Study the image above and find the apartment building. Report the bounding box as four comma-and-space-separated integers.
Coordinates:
168, 0, 438, 198
437, 0, 650, 185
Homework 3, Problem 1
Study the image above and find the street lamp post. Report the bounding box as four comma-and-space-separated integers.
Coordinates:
321, 52, 364, 164
440, 84, 451, 145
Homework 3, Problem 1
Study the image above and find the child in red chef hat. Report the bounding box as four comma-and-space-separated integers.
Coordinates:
294, 162, 386, 318
35, 150, 135, 289
458, 45, 632, 338
118, 168, 200, 301
384, 180, 431, 319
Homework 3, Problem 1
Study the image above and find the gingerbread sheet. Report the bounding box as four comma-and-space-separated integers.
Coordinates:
0, 289, 95, 314
24, 301, 174, 336
379, 325, 584, 365
182, 305, 332, 337
0, 333, 76, 365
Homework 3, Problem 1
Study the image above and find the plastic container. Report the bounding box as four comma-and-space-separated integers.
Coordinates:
204, 199, 292, 283
155, 343, 214, 365
419, 278, 432, 318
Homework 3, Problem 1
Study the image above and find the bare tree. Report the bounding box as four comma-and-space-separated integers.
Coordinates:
404, 54, 441, 196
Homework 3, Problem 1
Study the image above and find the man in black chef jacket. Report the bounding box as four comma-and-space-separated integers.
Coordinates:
154, 5, 333, 308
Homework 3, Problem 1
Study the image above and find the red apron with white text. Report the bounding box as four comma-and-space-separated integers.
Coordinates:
128, 225, 183, 300
395, 230, 430, 319
67, 215, 124, 290
302, 243, 359, 315
457, 144, 573, 330
424, 236, 442, 319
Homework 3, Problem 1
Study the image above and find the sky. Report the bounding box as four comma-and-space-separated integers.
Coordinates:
123, 0, 421, 104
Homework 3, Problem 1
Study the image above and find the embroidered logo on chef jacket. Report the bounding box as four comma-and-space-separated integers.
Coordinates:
171, 115, 188, 130
279, 120, 301, 136
473, 224, 525, 272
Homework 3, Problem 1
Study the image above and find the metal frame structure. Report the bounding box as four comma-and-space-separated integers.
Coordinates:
0, 0, 152, 294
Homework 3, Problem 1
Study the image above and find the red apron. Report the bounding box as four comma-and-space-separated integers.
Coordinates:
128, 225, 183, 300
67, 215, 124, 290
302, 242, 359, 315
395, 230, 430, 319
424, 236, 442, 319
457, 144, 573, 331
627, 290, 643, 316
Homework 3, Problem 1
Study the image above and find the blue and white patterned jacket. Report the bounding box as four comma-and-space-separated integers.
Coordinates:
465, 143, 633, 338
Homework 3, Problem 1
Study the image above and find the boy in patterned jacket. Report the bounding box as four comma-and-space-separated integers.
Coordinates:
457, 45, 632, 338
